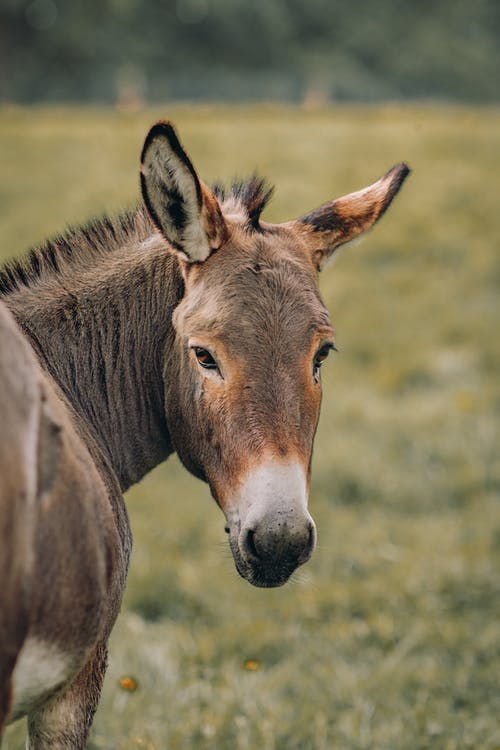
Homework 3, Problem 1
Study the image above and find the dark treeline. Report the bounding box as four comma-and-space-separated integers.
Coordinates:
1, 0, 499, 104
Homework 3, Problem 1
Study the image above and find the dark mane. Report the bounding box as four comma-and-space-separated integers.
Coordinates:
212, 175, 274, 228
0, 176, 274, 298
0, 206, 152, 297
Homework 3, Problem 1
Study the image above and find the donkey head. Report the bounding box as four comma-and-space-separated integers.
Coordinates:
141, 121, 409, 587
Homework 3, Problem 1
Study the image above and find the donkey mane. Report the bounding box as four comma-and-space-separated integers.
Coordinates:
212, 175, 274, 228
0, 177, 274, 298
0, 206, 154, 298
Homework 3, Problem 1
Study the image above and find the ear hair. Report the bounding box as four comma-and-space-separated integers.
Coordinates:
296, 162, 410, 270
141, 121, 227, 263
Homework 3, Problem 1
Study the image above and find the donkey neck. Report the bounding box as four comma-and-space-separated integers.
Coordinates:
5, 222, 183, 491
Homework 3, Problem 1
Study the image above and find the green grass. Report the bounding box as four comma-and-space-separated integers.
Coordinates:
1, 104, 499, 749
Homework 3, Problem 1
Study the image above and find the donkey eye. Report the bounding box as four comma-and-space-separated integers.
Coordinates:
193, 347, 218, 370
313, 343, 336, 373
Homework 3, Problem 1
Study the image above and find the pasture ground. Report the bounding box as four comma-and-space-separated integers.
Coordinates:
1, 104, 499, 749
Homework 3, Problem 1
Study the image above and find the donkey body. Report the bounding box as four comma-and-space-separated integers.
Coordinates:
0, 300, 127, 745
0, 121, 408, 748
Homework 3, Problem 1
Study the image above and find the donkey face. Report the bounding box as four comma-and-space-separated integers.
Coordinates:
141, 122, 409, 587
166, 230, 330, 587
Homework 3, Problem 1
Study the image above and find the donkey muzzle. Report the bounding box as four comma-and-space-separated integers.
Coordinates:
239, 511, 315, 563
226, 459, 316, 587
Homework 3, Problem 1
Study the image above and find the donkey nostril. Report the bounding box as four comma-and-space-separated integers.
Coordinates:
307, 524, 315, 551
246, 529, 259, 559
241, 528, 260, 562
298, 523, 316, 563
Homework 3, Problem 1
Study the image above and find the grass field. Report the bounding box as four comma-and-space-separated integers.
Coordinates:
1, 104, 499, 749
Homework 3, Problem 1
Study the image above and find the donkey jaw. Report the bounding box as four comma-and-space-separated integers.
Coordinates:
222, 459, 316, 588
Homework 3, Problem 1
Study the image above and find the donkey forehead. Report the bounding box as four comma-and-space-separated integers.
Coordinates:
174, 233, 332, 341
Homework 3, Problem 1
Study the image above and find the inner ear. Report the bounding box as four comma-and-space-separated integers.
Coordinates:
141, 121, 227, 263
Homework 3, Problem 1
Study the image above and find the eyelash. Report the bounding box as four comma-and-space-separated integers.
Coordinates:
192, 346, 219, 371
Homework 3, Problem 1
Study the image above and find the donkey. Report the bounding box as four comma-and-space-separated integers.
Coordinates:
0, 299, 120, 747
0, 120, 409, 748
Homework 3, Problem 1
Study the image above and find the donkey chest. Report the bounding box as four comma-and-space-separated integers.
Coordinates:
8, 637, 76, 722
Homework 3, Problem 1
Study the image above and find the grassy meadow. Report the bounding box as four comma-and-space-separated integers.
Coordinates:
1, 104, 499, 749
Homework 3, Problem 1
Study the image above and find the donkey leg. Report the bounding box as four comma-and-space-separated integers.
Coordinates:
26, 641, 108, 750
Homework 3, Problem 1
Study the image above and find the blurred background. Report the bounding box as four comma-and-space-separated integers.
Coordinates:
1, 0, 500, 106
1, 2, 499, 749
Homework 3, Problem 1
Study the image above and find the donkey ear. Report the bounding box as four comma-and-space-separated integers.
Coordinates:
294, 163, 410, 270
140, 121, 227, 263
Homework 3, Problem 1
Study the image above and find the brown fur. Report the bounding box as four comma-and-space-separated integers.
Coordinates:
167, 226, 331, 495
0, 303, 38, 727
0, 301, 125, 746
0, 121, 409, 747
